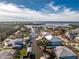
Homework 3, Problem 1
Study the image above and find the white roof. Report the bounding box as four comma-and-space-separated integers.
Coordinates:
45, 35, 53, 40
40, 56, 47, 59
75, 37, 79, 39
27, 47, 32, 52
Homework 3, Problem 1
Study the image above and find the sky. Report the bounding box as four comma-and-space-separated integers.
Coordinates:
0, 0, 79, 22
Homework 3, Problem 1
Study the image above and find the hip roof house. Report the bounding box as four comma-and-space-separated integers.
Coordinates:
54, 46, 78, 59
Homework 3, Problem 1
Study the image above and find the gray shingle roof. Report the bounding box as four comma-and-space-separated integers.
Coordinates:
55, 46, 77, 57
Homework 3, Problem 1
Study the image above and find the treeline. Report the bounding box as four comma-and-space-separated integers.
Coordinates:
0, 24, 20, 41
68, 24, 79, 29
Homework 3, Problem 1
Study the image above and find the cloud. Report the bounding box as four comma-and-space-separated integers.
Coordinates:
47, 2, 61, 11
41, 2, 61, 12
0, 2, 79, 22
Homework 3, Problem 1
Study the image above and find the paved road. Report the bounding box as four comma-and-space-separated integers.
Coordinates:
31, 26, 43, 59
0, 50, 15, 59
0, 26, 43, 59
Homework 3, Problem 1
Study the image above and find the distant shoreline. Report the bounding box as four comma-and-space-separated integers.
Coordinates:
0, 21, 79, 25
